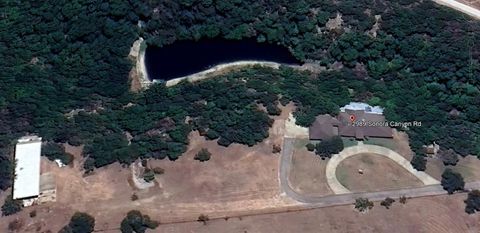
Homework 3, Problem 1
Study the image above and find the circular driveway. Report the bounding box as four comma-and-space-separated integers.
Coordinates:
326, 143, 440, 194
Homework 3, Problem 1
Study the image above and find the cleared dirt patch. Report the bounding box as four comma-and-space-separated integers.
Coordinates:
288, 144, 333, 196
336, 153, 424, 192
157, 194, 480, 233
457, 0, 480, 9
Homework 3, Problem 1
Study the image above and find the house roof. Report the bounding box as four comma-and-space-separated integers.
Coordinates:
309, 110, 393, 140
340, 110, 392, 138
338, 110, 386, 123
340, 102, 384, 114
13, 136, 42, 199
309, 114, 340, 140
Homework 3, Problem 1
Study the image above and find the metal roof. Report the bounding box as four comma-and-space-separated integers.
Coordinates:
340, 102, 384, 114
13, 136, 42, 199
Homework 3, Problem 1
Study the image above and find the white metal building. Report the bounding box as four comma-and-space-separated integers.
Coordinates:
13, 136, 42, 200
340, 102, 384, 115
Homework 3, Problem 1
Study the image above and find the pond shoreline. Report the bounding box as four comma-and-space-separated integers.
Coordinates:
164, 60, 282, 87
129, 38, 152, 91
140, 60, 324, 87
135, 37, 326, 88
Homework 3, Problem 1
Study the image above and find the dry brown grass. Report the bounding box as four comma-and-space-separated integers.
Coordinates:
426, 155, 480, 182
288, 146, 333, 196
458, 0, 480, 8
335, 153, 424, 192
0, 105, 297, 233
156, 194, 480, 233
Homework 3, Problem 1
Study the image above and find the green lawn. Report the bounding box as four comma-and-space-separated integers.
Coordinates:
363, 138, 396, 151
335, 167, 350, 188
342, 137, 358, 148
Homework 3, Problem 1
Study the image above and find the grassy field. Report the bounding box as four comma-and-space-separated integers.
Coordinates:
342, 137, 358, 148
335, 153, 424, 192
293, 138, 310, 150
288, 146, 333, 196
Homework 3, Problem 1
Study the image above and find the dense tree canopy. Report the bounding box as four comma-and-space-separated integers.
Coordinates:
465, 190, 480, 214
411, 154, 427, 171
1, 195, 22, 216
441, 169, 465, 194
315, 136, 344, 159
0, 0, 478, 189
120, 210, 159, 233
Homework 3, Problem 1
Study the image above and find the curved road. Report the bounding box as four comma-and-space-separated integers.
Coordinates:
280, 137, 480, 207
325, 143, 439, 194
433, 0, 480, 20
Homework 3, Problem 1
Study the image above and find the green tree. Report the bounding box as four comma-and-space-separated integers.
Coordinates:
439, 149, 458, 166
120, 210, 159, 233
465, 190, 480, 214
306, 143, 315, 151
315, 136, 344, 159
194, 148, 211, 162
354, 198, 374, 212
380, 197, 395, 209
42, 142, 73, 165
197, 214, 209, 225
441, 169, 465, 194
1, 195, 22, 216
0, 155, 13, 190
143, 169, 155, 183
59, 212, 95, 233
410, 154, 426, 171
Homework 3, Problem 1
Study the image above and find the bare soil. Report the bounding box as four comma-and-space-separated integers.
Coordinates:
129, 68, 142, 92
288, 145, 333, 196
156, 194, 480, 233
0, 104, 297, 233
336, 153, 424, 192
458, 0, 480, 8
392, 130, 415, 160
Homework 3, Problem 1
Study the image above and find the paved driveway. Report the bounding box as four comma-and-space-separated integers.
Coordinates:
279, 137, 480, 206
326, 143, 440, 194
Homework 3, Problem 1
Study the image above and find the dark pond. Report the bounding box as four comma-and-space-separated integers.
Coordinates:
144, 38, 301, 81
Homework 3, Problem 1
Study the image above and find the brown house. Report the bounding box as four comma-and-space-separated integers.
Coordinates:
309, 110, 393, 140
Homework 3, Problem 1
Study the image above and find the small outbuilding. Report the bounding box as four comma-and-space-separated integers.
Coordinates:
13, 136, 42, 203
12, 136, 57, 206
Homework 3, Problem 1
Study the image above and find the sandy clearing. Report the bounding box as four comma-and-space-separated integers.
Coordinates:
128, 37, 151, 91
164, 61, 282, 86
284, 113, 309, 138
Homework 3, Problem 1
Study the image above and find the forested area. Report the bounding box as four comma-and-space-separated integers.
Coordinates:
0, 0, 479, 190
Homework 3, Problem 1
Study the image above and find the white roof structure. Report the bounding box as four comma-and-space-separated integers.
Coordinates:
13, 136, 42, 200
340, 102, 384, 114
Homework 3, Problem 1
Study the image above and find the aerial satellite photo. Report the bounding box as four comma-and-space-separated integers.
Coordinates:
0, 0, 479, 232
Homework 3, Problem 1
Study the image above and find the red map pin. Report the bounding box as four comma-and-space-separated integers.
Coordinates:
349, 115, 356, 122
